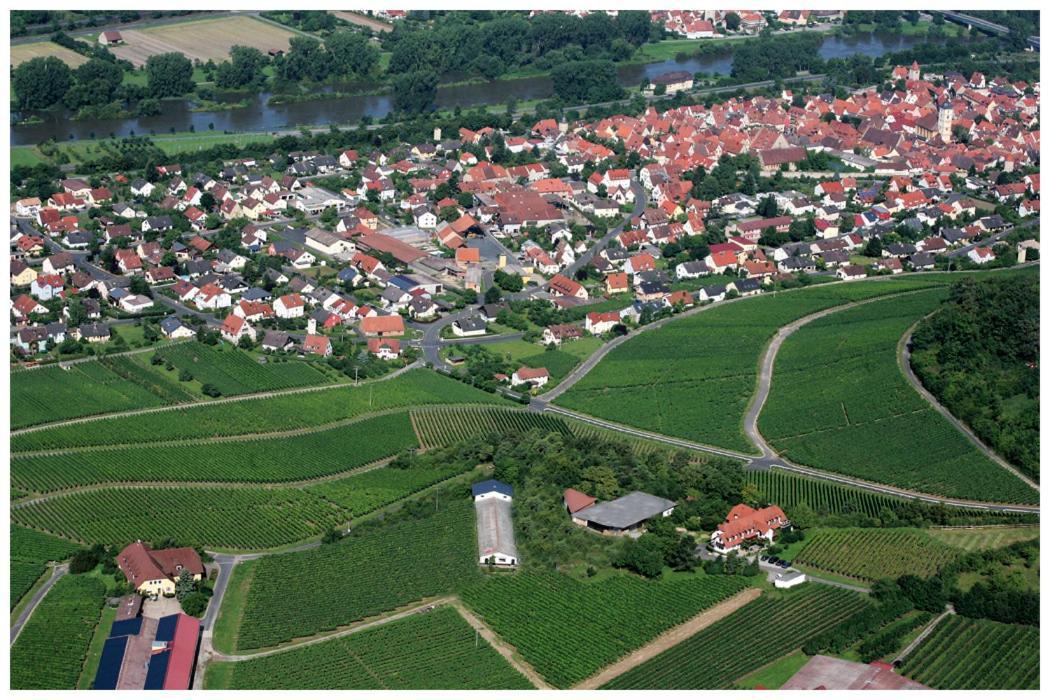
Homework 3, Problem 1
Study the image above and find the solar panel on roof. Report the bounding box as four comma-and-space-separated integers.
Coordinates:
154, 615, 178, 642
108, 617, 143, 639
144, 650, 171, 690
93, 636, 129, 690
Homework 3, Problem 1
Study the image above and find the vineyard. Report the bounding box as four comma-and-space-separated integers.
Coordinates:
230, 498, 480, 651
794, 528, 960, 581
411, 406, 571, 449
11, 525, 80, 608
12, 369, 502, 451
926, 526, 1040, 551
98, 354, 198, 403
10, 574, 106, 689
744, 469, 911, 519
11, 360, 174, 429
13, 411, 419, 492
602, 586, 871, 689
153, 342, 332, 395
207, 606, 532, 690
556, 276, 950, 453
306, 465, 471, 515
460, 572, 748, 687
11, 487, 349, 549
759, 291, 1037, 504
900, 616, 1039, 689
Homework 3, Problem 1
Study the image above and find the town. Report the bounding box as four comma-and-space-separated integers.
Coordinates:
8, 7, 1041, 695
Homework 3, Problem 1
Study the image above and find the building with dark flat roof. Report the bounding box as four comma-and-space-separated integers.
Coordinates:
570, 491, 676, 535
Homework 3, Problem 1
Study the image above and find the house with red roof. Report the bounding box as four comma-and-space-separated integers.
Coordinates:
548, 273, 588, 300
116, 541, 204, 597
302, 334, 333, 357
368, 337, 401, 360
361, 314, 405, 337
511, 366, 550, 388
710, 503, 790, 554
585, 311, 620, 336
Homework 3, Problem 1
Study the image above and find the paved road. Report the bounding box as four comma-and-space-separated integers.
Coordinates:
10, 563, 68, 644
898, 319, 1038, 492
947, 219, 1038, 259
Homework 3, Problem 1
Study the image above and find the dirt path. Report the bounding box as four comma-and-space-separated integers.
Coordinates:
450, 600, 552, 690
574, 587, 762, 689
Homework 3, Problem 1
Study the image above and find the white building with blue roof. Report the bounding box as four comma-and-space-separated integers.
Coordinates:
472, 479, 518, 566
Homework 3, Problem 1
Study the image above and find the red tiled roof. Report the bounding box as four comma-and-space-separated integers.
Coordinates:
564, 488, 597, 514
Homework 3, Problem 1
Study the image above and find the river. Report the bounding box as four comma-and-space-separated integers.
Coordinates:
11, 31, 923, 146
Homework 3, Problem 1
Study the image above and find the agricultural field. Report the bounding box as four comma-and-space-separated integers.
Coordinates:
759, 289, 1037, 504
12, 369, 501, 451
207, 606, 531, 689
153, 342, 333, 395
227, 498, 480, 651
557, 276, 949, 453
10, 525, 80, 608
602, 586, 870, 689
927, 526, 1040, 551
306, 464, 472, 515
900, 615, 1039, 689
11, 487, 348, 550
794, 528, 960, 581
10, 40, 89, 67
108, 15, 297, 67
412, 406, 571, 449
13, 411, 419, 492
461, 571, 749, 688
11, 360, 182, 429
480, 336, 604, 390
10, 574, 106, 690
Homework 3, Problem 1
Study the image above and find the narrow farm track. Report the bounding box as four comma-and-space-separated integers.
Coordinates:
450, 600, 552, 690
898, 318, 1039, 492
10, 564, 68, 644
10, 360, 422, 436
893, 607, 954, 665
574, 587, 762, 689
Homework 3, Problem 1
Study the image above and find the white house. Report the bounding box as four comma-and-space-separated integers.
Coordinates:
511, 366, 550, 388
275, 293, 306, 319
967, 246, 996, 265
774, 571, 807, 589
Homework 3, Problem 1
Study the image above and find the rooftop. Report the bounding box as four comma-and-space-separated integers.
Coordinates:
573, 491, 675, 530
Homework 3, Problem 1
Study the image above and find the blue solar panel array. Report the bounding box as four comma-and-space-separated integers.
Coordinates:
109, 618, 143, 639
144, 650, 171, 690
155, 614, 179, 642
93, 636, 129, 690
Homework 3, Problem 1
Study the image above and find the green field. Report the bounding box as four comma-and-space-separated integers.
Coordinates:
462, 572, 749, 688
10, 526, 80, 608
794, 528, 960, 581
734, 650, 810, 689
305, 464, 471, 516
12, 369, 501, 451
557, 276, 949, 453
899, 616, 1039, 689
10, 574, 105, 690
206, 606, 532, 689
412, 406, 571, 449
226, 498, 480, 651
759, 289, 1037, 504
602, 586, 870, 689
154, 342, 333, 395
13, 411, 419, 492
927, 526, 1040, 551
482, 335, 604, 389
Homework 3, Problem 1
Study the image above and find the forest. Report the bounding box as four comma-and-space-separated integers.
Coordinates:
909, 276, 1039, 481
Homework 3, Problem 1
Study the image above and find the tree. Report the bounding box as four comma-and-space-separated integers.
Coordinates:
725, 12, 741, 31
484, 285, 502, 304
550, 60, 624, 104
214, 45, 267, 89
146, 52, 194, 97
175, 568, 196, 601
613, 535, 664, 578
13, 56, 72, 109
68, 58, 124, 107
391, 70, 438, 114
325, 31, 380, 78
180, 592, 209, 617
863, 236, 883, 257
617, 10, 652, 46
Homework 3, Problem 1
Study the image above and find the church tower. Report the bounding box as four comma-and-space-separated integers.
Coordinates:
937, 101, 953, 143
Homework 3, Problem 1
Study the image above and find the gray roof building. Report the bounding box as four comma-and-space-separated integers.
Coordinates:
572, 491, 676, 532
475, 493, 518, 567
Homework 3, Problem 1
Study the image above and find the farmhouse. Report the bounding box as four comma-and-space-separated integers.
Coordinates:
567, 490, 675, 536
99, 30, 124, 45
116, 541, 204, 598
710, 503, 789, 554
361, 314, 406, 337
511, 366, 550, 388
93, 612, 200, 690
472, 479, 518, 567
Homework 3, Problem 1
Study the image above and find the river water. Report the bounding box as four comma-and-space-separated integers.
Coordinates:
11, 32, 922, 146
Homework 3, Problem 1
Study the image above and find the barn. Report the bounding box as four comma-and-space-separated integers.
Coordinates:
472, 480, 519, 567
568, 490, 676, 536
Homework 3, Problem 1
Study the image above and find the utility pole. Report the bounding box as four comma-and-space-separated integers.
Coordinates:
354, 367, 359, 386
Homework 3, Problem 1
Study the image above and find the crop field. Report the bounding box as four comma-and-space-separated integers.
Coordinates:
154, 342, 332, 395
230, 499, 480, 651
11, 487, 348, 549
794, 528, 960, 581
98, 355, 198, 402
11, 41, 89, 68
603, 586, 870, 689
10, 574, 105, 690
13, 411, 419, 492
306, 465, 469, 516
207, 606, 531, 689
759, 290, 1037, 504
556, 276, 949, 453
12, 369, 501, 451
108, 15, 297, 68
900, 616, 1039, 689
412, 406, 571, 449
11, 360, 178, 429
461, 572, 748, 688
11, 525, 80, 608
927, 526, 1040, 551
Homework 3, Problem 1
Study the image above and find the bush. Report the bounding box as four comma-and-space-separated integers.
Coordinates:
69, 549, 100, 574
180, 592, 209, 617
200, 383, 222, 397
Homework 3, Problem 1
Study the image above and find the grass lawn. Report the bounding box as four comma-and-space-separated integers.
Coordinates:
927, 525, 1040, 551
211, 558, 258, 655
735, 650, 809, 689
77, 604, 117, 689
10, 146, 46, 168
484, 335, 604, 390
